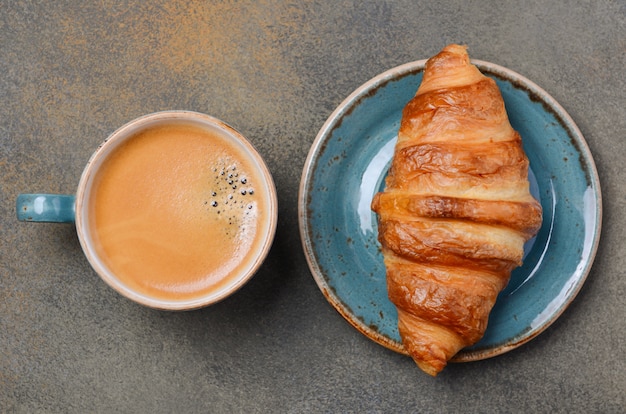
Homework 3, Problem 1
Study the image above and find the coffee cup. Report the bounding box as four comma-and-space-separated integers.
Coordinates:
17, 111, 278, 310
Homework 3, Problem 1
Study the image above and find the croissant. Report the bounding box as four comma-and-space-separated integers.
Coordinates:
371, 44, 542, 376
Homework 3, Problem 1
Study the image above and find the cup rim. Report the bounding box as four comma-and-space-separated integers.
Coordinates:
75, 110, 278, 310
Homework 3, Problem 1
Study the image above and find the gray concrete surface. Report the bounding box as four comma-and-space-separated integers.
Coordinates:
1, 1, 624, 412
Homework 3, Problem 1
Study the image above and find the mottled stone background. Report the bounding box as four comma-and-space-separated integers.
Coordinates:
1, 1, 624, 412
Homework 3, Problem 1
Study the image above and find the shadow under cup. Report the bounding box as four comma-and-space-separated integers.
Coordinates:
20, 111, 278, 310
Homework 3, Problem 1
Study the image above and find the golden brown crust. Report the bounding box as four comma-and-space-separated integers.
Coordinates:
371, 44, 542, 375
372, 193, 542, 237
377, 219, 524, 269
386, 261, 506, 344
399, 78, 513, 147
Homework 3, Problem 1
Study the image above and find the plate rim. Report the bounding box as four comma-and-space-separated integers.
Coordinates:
298, 58, 603, 362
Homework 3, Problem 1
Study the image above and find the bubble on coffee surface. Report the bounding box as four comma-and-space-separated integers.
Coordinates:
206, 162, 258, 238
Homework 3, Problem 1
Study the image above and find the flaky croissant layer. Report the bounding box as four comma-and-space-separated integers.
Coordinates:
371, 44, 542, 376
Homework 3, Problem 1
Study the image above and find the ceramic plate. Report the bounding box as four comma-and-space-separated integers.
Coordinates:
298, 59, 602, 361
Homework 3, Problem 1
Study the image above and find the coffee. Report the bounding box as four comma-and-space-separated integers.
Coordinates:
88, 122, 271, 302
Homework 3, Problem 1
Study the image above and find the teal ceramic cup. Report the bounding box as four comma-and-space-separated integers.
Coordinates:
17, 194, 76, 223
17, 111, 278, 310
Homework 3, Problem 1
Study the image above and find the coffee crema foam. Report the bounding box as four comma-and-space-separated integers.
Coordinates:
89, 123, 269, 302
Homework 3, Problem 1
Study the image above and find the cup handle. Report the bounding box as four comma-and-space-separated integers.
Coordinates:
16, 194, 76, 223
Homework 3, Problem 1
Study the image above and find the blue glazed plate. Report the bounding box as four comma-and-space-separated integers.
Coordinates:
298, 59, 602, 361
